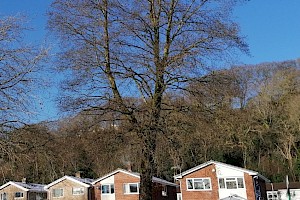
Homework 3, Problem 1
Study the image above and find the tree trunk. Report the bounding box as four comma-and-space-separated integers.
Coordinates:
139, 129, 157, 200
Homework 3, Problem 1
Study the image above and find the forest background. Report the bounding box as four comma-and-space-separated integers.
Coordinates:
1, 0, 300, 194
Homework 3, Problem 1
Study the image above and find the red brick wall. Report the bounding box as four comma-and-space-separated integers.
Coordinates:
180, 164, 219, 200
93, 171, 177, 200
178, 164, 267, 200
93, 182, 101, 200
245, 175, 267, 200
245, 173, 255, 200
114, 172, 140, 200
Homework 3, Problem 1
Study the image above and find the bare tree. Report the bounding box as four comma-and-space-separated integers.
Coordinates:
48, 0, 247, 199
0, 15, 48, 170
250, 66, 300, 180
0, 15, 48, 130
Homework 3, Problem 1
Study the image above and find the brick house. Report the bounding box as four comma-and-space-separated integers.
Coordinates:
174, 160, 270, 200
92, 168, 178, 200
0, 180, 47, 200
44, 175, 94, 200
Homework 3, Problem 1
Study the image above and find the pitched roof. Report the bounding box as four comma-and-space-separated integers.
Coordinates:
92, 168, 178, 187
44, 176, 94, 189
0, 181, 46, 192
70, 176, 94, 185
152, 177, 178, 187
174, 160, 270, 182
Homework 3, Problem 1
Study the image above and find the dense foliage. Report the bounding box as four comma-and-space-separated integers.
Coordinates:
1, 60, 300, 184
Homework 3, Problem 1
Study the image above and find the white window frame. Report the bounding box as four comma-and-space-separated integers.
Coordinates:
35, 193, 47, 200
124, 183, 139, 194
218, 177, 245, 189
186, 178, 212, 191
15, 192, 24, 198
72, 187, 84, 195
52, 188, 64, 198
0, 193, 7, 200
101, 184, 115, 194
162, 185, 167, 196
267, 191, 279, 200
177, 193, 182, 200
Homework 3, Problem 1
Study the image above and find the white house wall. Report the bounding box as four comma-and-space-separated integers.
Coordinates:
215, 165, 244, 177
216, 164, 247, 200
101, 176, 114, 184
100, 175, 115, 200
278, 189, 300, 200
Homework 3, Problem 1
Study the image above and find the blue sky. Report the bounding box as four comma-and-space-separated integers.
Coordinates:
234, 0, 300, 64
0, 0, 56, 122
0, 1, 51, 43
0, 0, 300, 122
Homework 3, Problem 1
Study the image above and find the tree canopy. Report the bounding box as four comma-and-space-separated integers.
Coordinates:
47, 0, 247, 198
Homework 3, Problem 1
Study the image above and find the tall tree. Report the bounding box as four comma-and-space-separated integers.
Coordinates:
48, 0, 247, 199
0, 15, 48, 170
250, 66, 300, 180
0, 15, 48, 129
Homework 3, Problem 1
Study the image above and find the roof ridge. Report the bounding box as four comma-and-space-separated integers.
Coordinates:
174, 160, 270, 182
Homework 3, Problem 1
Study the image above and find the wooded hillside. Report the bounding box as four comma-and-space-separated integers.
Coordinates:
1, 59, 299, 184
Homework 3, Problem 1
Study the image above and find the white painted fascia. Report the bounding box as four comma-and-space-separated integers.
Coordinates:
152, 177, 179, 187
92, 169, 140, 185
0, 181, 29, 192
92, 168, 178, 187
173, 160, 270, 182
44, 176, 90, 190
174, 160, 215, 179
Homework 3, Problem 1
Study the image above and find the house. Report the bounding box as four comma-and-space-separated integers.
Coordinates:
174, 160, 270, 200
266, 182, 300, 200
44, 175, 94, 200
92, 168, 178, 200
0, 179, 47, 200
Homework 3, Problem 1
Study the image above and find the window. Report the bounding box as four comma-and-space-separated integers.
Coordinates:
124, 183, 139, 194
52, 188, 63, 198
72, 187, 84, 195
162, 185, 167, 196
177, 193, 182, 200
226, 178, 237, 189
186, 178, 211, 190
36, 193, 47, 200
15, 192, 24, 198
237, 178, 244, 188
218, 178, 245, 189
267, 191, 279, 200
0, 193, 7, 200
101, 184, 114, 194
219, 178, 225, 188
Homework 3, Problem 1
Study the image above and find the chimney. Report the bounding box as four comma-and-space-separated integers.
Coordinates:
22, 178, 26, 184
75, 171, 81, 178
127, 162, 132, 172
